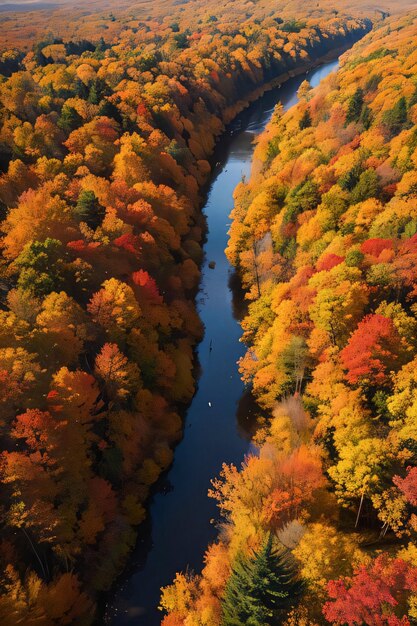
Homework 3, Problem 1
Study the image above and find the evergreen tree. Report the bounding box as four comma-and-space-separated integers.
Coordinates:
74, 77, 89, 99
58, 104, 83, 133
221, 535, 303, 626
88, 79, 101, 105
339, 162, 363, 191
173, 32, 189, 49
299, 109, 312, 130
346, 87, 364, 124
360, 104, 373, 130
87, 78, 110, 105
409, 84, 417, 108
95, 36, 107, 53
74, 190, 105, 229
383, 96, 408, 136
350, 168, 380, 204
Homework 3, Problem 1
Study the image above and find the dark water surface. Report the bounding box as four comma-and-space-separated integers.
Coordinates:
106, 58, 339, 626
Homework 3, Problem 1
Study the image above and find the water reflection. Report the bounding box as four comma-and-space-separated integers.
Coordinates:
236, 388, 266, 441
228, 270, 248, 322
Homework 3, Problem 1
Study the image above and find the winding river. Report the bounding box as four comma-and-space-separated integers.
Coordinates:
106, 56, 340, 626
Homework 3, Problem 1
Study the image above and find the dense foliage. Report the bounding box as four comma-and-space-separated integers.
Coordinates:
0, 1, 373, 623
0, 0, 399, 51
162, 12, 417, 626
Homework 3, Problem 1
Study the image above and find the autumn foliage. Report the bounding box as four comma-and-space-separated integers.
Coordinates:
162, 11, 417, 626
0, 0, 378, 620
340, 314, 401, 385
323, 557, 417, 626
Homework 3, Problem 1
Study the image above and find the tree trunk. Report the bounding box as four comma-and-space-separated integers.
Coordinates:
355, 491, 365, 529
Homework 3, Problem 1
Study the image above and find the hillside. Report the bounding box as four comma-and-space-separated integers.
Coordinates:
0, 0, 410, 49
161, 12, 417, 626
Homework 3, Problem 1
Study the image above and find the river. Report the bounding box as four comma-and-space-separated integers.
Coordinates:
105, 56, 339, 626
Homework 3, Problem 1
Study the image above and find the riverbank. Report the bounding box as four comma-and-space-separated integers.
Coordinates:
220, 33, 371, 127
0, 14, 374, 625
102, 27, 375, 624
164, 12, 417, 625
105, 54, 345, 626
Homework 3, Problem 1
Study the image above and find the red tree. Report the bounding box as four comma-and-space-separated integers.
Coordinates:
393, 235, 417, 299
360, 238, 394, 258
394, 466, 417, 506
340, 314, 401, 385
323, 556, 417, 626
132, 269, 161, 302
316, 254, 344, 272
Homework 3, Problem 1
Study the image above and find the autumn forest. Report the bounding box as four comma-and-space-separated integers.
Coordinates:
1, 0, 417, 624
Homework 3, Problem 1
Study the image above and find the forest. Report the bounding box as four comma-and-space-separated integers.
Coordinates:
1, 0, 417, 624
161, 10, 417, 626
0, 0, 374, 623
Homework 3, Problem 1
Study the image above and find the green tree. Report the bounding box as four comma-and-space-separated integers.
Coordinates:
383, 96, 408, 136
73, 77, 89, 99
88, 80, 100, 105
339, 163, 363, 191
346, 87, 364, 124
345, 249, 365, 268
284, 179, 320, 223
221, 535, 302, 626
74, 190, 105, 229
351, 169, 380, 204
281, 19, 306, 33
88, 78, 109, 105
57, 104, 83, 133
15, 238, 66, 297
361, 105, 373, 130
173, 32, 189, 49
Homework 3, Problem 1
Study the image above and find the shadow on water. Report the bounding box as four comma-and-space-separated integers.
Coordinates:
236, 388, 266, 442
228, 270, 248, 322
104, 57, 340, 626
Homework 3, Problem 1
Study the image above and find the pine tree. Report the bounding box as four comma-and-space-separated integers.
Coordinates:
74, 77, 89, 99
360, 105, 373, 130
221, 535, 303, 626
88, 79, 100, 105
74, 190, 105, 229
346, 87, 364, 124
383, 96, 408, 136
58, 104, 83, 133
88, 78, 109, 105
95, 36, 107, 53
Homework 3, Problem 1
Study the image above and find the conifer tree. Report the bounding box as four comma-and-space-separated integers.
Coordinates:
346, 87, 364, 124
221, 534, 303, 626
74, 190, 105, 229
58, 104, 83, 132
383, 96, 408, 136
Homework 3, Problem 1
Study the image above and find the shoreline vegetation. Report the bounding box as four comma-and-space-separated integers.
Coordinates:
0, 5, 372, 623
161, 11, 417, 626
